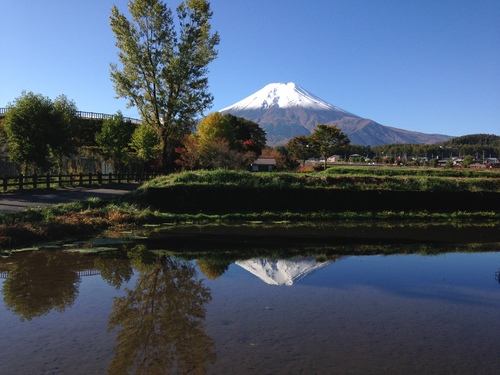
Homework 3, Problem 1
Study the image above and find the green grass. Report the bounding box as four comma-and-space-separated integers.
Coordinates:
142, 168, 500, 192
324, 165, 500, 178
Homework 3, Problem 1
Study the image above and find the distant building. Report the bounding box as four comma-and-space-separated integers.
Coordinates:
349, 153, 362, 161
327, 155, 341, 163
251, 157, 276, 172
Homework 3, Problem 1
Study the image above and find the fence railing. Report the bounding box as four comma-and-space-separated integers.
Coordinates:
1, 172, 155, 193
0, 108, 142, 124
76, 111, 142, 124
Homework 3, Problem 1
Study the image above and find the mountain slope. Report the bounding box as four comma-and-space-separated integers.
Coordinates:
220, 82, 452, 146
328, 117, 452, 146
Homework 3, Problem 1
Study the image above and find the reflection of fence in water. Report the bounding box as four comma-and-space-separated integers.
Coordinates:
496, 269, 500, 284
0, 269, 101, 279
77, 269, 101, 277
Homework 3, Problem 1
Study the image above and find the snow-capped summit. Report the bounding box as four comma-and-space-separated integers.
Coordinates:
220, 82, 349, 113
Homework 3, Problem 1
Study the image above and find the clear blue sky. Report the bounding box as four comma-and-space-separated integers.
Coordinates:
1, 0, 499, 138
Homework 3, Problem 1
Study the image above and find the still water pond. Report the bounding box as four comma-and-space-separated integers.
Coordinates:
1, 228, 499, 374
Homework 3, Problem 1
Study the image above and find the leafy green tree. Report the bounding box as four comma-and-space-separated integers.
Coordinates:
95, 111, 136, 173
197, 112, 234, 146
130, 123, 161, 164
51, 94, 78, 171
309, 124, 350, 168
462, 155, 474, 168
3, 91, 77, 173
227, 114, 266, 153
197, 112, 266, 153
286, 135, 315, 165
3, 92, 53, 172
110, 0, 220, 171
176, 112, 265, 170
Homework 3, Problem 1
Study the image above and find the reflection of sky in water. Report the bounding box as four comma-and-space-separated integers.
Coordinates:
1, 251, 499, 374
203, 253, 500, 374
304, 253, 497, 284
298, 253, 500, 304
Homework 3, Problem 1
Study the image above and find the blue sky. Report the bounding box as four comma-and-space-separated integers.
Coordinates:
1, 0, 499, 138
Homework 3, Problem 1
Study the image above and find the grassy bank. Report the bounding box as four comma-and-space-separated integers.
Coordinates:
144, 169, 500, 214
1, 168, 499, 251
145, 167, 500, 192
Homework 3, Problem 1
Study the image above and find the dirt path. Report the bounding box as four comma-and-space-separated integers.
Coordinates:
0, 184, 140, 214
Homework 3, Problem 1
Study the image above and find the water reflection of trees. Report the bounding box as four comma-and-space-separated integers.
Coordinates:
196, 258, 229, 280
107, 245, 216, 374
93, 252, 133, 289
2, 251, 84, 321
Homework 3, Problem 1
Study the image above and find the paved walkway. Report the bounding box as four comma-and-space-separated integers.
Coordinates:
0, 184, 140, 214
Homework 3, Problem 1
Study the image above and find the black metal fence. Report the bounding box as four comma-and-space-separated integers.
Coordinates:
1, 172, 155, 193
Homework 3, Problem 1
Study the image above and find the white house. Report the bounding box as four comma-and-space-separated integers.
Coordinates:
327, 155, 341, 163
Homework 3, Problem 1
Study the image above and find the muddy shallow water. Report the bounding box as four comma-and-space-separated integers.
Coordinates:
1, 224, 499, 374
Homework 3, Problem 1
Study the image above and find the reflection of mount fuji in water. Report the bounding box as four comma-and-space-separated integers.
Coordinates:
235, 257, 331, 286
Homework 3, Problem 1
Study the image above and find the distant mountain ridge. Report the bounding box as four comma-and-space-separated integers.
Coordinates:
220, 82, 452, 146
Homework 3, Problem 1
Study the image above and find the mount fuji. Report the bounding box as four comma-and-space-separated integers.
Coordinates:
219, 82, 452, 146
235, 257, 331, 286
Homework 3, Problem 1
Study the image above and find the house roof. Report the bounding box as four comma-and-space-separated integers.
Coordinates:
252, 158, 276, 165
